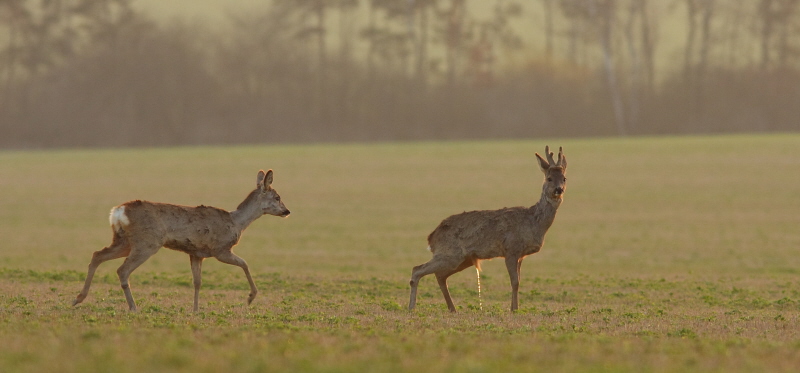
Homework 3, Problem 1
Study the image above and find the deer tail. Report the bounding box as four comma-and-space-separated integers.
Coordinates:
109, 205, 130, 232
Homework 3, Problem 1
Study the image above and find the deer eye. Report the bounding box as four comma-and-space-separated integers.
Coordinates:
275, 196, 281, 201
547, 177, 552, 182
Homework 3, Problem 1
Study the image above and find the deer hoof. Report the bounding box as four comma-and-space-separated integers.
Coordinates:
72, 294, 87, 306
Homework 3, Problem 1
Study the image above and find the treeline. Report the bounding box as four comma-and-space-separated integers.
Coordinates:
1, 0, 799, 149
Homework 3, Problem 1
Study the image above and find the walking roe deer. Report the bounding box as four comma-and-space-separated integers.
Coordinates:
409, 146, 567, 312
72, 169, 290, 312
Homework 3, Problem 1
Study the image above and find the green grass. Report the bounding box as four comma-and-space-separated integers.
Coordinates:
1, 134, 800, 372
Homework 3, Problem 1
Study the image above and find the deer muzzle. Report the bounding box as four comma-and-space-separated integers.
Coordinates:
554, 187, 564, 197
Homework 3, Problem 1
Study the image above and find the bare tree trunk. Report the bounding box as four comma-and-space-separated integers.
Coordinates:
624, 0, 641, 132
777, 0, 800, 68
638, 0, 656, 93
698, 0, 714, 68
759, 0, 775, 71
590, 0, 627, 136
337, 1, 355, 132
2, 10, 19, 111
566, 15, 580, 65
406, 0, 430, 136
407, 0, 428, 89
367, 0, 376, 81
445, 0, 465, 89
684, 0, 698, 82
694, 0, 715, 118
416, 2, 429, 90
543, 0, 555, 61
315, 1, 327, 123
722, 1, 746, 67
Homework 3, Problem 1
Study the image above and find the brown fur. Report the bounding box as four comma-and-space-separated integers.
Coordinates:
409, 146, 567, 312
72, 169, 290, 312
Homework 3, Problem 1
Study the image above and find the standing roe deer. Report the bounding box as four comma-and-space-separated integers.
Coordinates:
72, 169, 290, 312
409, 146, 567, 312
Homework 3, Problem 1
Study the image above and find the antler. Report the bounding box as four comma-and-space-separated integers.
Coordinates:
545, 146, 557, 166
556, 147, 564, 167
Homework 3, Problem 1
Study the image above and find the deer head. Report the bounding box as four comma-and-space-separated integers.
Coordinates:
535, 146, 567, 203
255, 169, 291, 217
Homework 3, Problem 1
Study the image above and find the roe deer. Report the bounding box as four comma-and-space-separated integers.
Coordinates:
409, 146, 567, 312
72, 169, 290, 312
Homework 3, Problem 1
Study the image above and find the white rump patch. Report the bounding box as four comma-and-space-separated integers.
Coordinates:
426, 245, 432, 252
109, 206, 130, 231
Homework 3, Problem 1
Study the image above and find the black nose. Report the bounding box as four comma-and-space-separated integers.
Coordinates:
554, 187, 564, 195
281, 210, 291, 217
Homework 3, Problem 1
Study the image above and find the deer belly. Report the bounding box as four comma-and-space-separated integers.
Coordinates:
466, 244, 505, 260
164, 239, 214, 258
522, 245, 542, 256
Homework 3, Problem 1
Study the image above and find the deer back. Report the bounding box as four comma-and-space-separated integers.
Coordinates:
116, 200, 239, 257
428, 207, 545, 260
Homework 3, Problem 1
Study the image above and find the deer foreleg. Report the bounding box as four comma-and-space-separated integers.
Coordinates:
215, 252, 258, 305
505, 255, 522, 312
190, 255, 204, 312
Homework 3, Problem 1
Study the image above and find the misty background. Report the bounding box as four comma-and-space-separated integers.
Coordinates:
1, 0, 799, 149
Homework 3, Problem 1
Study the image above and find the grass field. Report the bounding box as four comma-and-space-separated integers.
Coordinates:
1, 134, 799, 372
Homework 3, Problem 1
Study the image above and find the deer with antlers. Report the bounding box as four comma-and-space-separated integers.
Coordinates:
72, 169, 290, 312
409, 146, 567, 312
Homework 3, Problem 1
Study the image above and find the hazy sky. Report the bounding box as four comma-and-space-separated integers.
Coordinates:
133, 0, 504, 24
133, 0, 270, 25
130, 0, 688, 76
131, 0, 546, 69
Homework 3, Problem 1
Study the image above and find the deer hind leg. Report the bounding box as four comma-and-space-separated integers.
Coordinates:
73, 237, 131, 307
435, 259, 473, 313
409, 262, 434, 311
189, 255, 204, 312
215, 251, 258, 306
409, 255, 472, 312
115, 242, 160, 311
505, 255, 523, 312
409, 257, 457, 310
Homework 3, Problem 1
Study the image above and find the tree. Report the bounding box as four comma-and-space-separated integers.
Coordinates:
757, 0, 800, 70
442, 0, 466, 89
682, 0, 715, 116
542, 0, 556, 61
0, 0, 29, 110
560, 0, 626, 135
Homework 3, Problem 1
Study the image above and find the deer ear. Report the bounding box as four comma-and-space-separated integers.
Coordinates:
257, 170, 266, 188
264, 169, 274, 186
560, 154, 567, 171
535, 153, 550, 173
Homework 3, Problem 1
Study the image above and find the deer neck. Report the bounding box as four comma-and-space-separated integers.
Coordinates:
230, 191, 263, 230
528, 191, 561, 231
